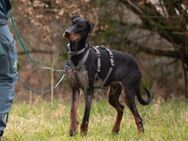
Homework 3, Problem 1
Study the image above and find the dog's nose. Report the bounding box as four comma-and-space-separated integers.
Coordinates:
64, 30, 71, 38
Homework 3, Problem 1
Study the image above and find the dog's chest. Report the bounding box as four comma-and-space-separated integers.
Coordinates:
67, 66, 89, 89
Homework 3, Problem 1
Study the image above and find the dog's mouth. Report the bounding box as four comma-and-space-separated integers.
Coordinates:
69, 33, 81, 41
63, 31, 80, 41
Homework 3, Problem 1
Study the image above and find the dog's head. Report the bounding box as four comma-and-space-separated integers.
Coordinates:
63, 16, 94, 42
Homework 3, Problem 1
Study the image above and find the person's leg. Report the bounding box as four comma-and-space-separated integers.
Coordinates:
0, 24, 18, 137
0, 113, 9, 136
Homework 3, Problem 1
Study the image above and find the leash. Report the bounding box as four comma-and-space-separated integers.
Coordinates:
10, 15, 38, 65
19, 72, 66, 94
10, 14, 67, 93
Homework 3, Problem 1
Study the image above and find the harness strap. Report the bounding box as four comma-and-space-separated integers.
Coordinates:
94, 46, 115, 88
100, 67, 113, 87
99, 48, 114, 87
93, 46, 101, 73
69, 48, 90, 70
76, 49, 90, 70
106, 48, 115, 67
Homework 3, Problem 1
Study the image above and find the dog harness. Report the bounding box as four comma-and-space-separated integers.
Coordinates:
67, 43, 115, 89
67, 43, 90, 89
67, 43, 90, 70
94, 45, 115, 88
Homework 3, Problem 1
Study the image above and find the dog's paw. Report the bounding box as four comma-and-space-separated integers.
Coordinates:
112, 128, 120, 134
80, 125, 88, 136
80, 130, 87, 136
138, 126, 144, 134
69, 129, 78, 136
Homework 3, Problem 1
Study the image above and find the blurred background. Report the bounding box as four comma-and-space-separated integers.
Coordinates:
11, 0, 188, 102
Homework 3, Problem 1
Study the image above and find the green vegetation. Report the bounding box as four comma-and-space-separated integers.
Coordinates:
4, 99, 188, 141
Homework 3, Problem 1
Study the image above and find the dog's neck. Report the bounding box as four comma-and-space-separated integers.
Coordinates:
69, 38, 88, 66
69, 38, 86, 51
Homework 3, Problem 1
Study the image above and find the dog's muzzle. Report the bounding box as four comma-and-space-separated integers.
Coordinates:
63, 30, 71, 38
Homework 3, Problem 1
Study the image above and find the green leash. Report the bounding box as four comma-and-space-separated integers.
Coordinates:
10, 15, 67, 72
9, 15, 67, 94
10, 15, 38, 65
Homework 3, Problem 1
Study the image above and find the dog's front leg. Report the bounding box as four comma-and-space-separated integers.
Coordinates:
69, 88, 80, 136
80, 88, 94, 135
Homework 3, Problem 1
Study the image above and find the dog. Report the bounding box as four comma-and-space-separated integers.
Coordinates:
63, 16, 152, 136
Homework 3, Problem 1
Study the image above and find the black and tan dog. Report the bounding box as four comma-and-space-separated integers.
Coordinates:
64, 16, 152, 136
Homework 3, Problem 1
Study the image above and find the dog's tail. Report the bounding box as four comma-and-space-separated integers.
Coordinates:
136, 87, 153, 105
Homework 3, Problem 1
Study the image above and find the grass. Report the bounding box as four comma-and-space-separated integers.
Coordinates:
3, 98, 188, 141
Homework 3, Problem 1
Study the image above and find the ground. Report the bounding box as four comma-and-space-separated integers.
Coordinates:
3, 98, 188, 141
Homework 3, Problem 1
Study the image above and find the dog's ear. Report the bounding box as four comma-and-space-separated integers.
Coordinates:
87, 21, 95, 33
70, 16, 80, 22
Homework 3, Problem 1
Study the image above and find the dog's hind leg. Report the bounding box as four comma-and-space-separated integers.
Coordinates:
108, 82, 124, 134
122, 82, 144, 133
69, 88, 80, 136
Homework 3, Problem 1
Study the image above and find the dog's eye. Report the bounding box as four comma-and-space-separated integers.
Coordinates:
77, 24, 84, 28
